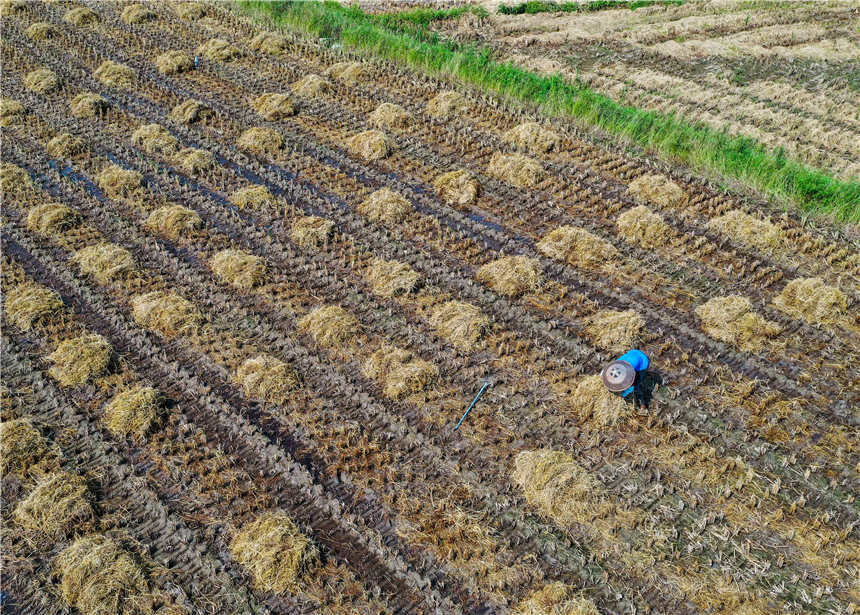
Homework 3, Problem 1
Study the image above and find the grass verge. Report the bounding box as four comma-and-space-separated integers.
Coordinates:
498, 1, 684, 15
236, 1, 859, 223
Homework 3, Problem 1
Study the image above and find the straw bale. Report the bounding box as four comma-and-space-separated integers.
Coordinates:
72, 243, 135, 283
357, 187, 411, 224
196, 38, 240, 61
121, 4, 156, 24
24, 68, 60, 94
4, 282, 63, 330
70, 92, 108, 118
487, 152, 545, 188
297, 305, 360, 348
234, 354, 298, 404
627, 173, 687, 208
169, 99, 211, 124
427, 90, 469, 120
63, 6, 99, 26
47, 133, 86, 158
616, 205, 670, 248
695, 295, 781, 351
96, 165, 141, 199
772, 277, 847, 326
346, 130, 392, 161
584, 309, 644, 352
131, 291, 201, 337
94, 60, 135, 88
14, 471, 94, 535
433, 169, 479, 207
252, 93, 297, 120
502, 121, 560, 153
154, 51, 193, 75
237, 126, 283, 156
429, 301, 489, 351
368, 102, 410, 131
103, 385, 160, 440
26, 202, 78, 235
291, 74, 330, 97
476, 255, 540, 297
290, 215, 334, 248
144, 204, 201, 239
230, 185, 274, 209
47, 334, 112, 386
366, 258, 419, 297
209, 249, 266, 289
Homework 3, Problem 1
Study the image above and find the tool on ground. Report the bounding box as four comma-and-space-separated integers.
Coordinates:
194, 55, 199, 69
454, 381, 491, 430
601, 349, 649, 398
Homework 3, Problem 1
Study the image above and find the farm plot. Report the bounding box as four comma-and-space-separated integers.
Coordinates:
1, 2, 858, 615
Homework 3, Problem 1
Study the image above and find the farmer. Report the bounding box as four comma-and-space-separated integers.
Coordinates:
601, 349, 654, 406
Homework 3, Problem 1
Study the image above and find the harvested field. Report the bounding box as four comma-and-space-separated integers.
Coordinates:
1, 2, 857, 614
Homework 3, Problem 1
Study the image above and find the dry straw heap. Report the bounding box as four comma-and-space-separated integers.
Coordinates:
0, 98, 26, 126
366, 258, 420, 297
325, 61, 367, 83
230, 511, 318, 593
433, 169, 479, 207
426, 90, 469, 120
237, 126, 283, 156
291, 74, 330, 97
47, 133, 86, 158
103, 385, 161, 440
290, 215, 334, 248
502, 121, 560, 153
347, 130, 392, 161
616, 205, 671, 249
231, 185, 275, 209
0, 418, 50, 477
252, 93, 297, 120
70, 92, 108, 118
47, 334, 112, 387
14, 471, 94, 536
120, 3, 156, 25
429, 301, 489, 351
363, 344, 438, 399
627, 173, 687, 208
772, 277, 847, 326
197, 38, 240, 61
72, 243, 135, 284
298, 305, 361, 349
487, 152, 545, 188
174, 1, 205, 20
695, 295, 781, 352
24, 68, 60, 94
536, 225, 618, 269
93, 60, 136, 89
248, 31, 287, 55
169, 99, 212, 124
368, 102, 411, 131
173, 147, 214, 175
154, 50, 194, 75
27, 22, 59, 40
131, 123, 179, 156
96, 165, 142, 199
63, 6, 99, 26
1, 163, 32, 194
131, 291, 201, 337
584, 309, 645, 353
476, 255, 540, 297
234, 354, 298, 405
56, 534, 152, 615
707, 210, 784, 252
4, 282, 63, 330
358, 188, 412, 224
513, 582, 600, 615
568, 374, 628, 427
26, 202, 78, 235
144, 204, 202, 239
209, 249, 266, 289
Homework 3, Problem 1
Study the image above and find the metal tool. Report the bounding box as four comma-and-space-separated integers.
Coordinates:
454, 381, 491, 430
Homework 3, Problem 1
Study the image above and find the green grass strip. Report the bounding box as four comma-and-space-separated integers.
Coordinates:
237, 0, 860, 222
498, 0, 684, 15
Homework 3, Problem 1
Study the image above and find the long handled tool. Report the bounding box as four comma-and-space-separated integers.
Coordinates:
454, 381, 491, 431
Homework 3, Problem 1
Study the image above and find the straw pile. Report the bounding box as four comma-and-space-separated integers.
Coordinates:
47, 334, 112, 387
174, 2, 205, 19
93, 60, 135, 88
63, 6, 99, 26
169, 99, 211, 124
131, 124, 178, 156
121, 3, 156, 24
196, 38, 240, 61
291, 74, 330, 98
290, 215, 334, 249
209, 249, 266, 289
627, 173, 687, 208
1, 163, 32, 194
47, 133, 86, 158
26, 202, 78, 235
616, 206, 670, 249
366, 258, 420, 297
346, 130, 392, 161
248, 31, 287, 55
56, 535, 152, 615
433, 169, 479, 207
357, 188, 411, 224
584, 309, 644, 353
568, 374, 627, 427
14, 471, 94, 536
70, 92, 108, 118
325, 61, 366, 83
363, 344, 437, 399
4, 282, 63, 330
230, 185, 274, 209
426, 91, 469, 120
695, 295, 781, 351
429, 301, 489, 351
297, 305, 360, 348
230, 511, 318, 593
72, 244, 135, 283
707, 210, 784, 252
237, 126, 283, 156
103, 385, 160, 440
173, 148, 214, 175
251, 93, 297, 120
487, 152, 545, 188
0, 98, 26, 126
514, 582, 600, 615
154, 50, 193, 75
368, 102, 411, 131
512, 449, 602, 527
24, 68, 60, 94
476, 255, 540, 297
0, 0, 25, 16
96, 165, 142, 199
502, 122, 560, 153
0, 418, 50, 477
772, 277, 847, 326
144, 204, 202, 239
27, 22, 59, 40
234, 354, 298, 405
131, 291, 201, 337
536, 226, 619, 270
